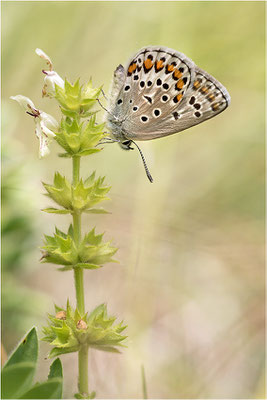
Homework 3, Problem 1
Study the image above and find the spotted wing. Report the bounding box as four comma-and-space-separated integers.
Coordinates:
115, 46, 230, 141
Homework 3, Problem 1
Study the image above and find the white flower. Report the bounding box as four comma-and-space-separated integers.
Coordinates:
10, 95, 58, 158
35, 48, 64, 97
10, 95, 37, 113
42, 70, 64, 97
35, 48, 53, 71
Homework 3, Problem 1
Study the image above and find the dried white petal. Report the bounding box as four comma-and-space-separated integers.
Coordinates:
35, 48, 53, 70
11, 94, 58, 158
10, 95, 36, 113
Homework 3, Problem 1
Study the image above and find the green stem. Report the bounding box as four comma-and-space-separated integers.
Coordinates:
78, 346, 89, 395
73, 156, 80, 186
74, 267, 84, 315
72, 155, 89, 397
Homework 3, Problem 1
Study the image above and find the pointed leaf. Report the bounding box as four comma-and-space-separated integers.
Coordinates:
42, 208, 71, 214
75, 263, 102, 270
84, 208, 110, 214
4, 327, 38, 368
1, 362, 36, 399
48, 358, 63, 380
19, 378, 63, 399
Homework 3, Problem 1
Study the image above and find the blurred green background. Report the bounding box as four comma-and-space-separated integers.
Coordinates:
2, 1, 265, 399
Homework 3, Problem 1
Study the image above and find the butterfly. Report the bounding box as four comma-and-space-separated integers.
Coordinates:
103, 46, 230, 183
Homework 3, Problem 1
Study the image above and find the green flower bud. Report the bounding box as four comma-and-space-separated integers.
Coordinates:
42, 302, 127, 358
41, 226, 117, 270
42, 172, 110, 214
56, 115, 105, 158
54, 79, 102, 118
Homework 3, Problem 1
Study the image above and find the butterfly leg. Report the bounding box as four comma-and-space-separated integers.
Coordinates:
96, 137, 120, 146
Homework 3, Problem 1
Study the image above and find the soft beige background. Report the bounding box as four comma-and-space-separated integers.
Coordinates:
2, 1, 265, 399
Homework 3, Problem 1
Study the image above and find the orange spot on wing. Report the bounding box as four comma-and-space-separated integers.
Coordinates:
212, 103, 219, 111
176, 79, 184, 89
128, 63, 137, 74
144, 59, 153, 70
208, 94, 215, 102
177, 94, 183, 102
156, 60, 164, 70
193, 80, 201, 89
173, 69, 182, 79
200, 86, 208, 94
167, 64, 175, 72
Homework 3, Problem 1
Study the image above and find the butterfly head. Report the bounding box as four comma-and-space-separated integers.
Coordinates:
118, 140, 134, 151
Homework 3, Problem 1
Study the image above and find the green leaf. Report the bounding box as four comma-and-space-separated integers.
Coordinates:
42, 208, 71, 214
43, 173, 72, 209
87, 304, 106, 324
90, 345, 121, 353
84, 208, 110, 214
58, 152, 72, 158
75, 149, 100, 157
4, 327, 38, 368
57, 265, 74, 271
1, 329, 64, 399
19, 378, 63, 399
75, 263, 102, 270
49, 346, 79, 358
1, 362, 36, 399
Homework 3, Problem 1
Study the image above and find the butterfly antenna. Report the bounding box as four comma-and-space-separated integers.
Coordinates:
101, 88, 108, 100
96, 98, 115, 119
131, 141, 153, 183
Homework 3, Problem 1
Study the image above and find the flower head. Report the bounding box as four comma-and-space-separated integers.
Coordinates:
10, 95, 58, 158
35, 48, 64, 97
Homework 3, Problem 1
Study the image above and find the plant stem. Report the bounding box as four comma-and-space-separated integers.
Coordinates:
78, 345, 89, 395
72, 155, 89, 397
141, 364, 148, 399
73, 156, 80, 186
74, 266, 84, 315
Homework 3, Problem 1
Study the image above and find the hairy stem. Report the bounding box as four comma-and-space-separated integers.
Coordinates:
72, 155, 89, 396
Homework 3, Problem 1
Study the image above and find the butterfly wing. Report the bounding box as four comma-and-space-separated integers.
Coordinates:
114, 46, 230, 141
